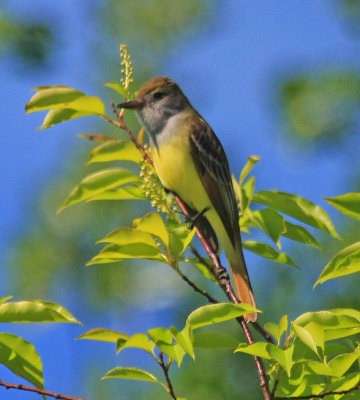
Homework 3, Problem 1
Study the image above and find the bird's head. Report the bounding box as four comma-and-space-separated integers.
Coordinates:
117, 76, 190, 136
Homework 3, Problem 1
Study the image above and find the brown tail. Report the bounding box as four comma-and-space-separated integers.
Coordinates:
228, 247, 257, 322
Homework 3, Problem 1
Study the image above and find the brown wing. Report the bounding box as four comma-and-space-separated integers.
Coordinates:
189, 114, 239, 246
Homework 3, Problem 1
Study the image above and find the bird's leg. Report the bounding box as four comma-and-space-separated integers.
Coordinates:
216, 265, 231, 287
187, 207, 210, 230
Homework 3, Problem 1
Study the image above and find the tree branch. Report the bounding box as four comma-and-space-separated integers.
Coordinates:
158, 352, 177, 400
0, 380, 86, 400
274, 383, 360, 399
109, 105, 271, 400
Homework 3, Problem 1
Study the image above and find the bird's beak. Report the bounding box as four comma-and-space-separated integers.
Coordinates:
117, 100, 142, 109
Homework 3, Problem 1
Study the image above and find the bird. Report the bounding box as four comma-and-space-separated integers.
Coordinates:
117, 77, 257, 322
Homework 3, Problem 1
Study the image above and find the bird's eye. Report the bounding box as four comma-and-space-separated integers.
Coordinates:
153, 92, 166, 100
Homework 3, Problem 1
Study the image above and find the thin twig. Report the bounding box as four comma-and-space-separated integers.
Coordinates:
189, 244, 216, 277
109, 107, 271, 400
158, 352, 177, 400
0, 380, 86, 400
176, 267, 217, 304
274, 383, 360, 399
252, 321, 275, 344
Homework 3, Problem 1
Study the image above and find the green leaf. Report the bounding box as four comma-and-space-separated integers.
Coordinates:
0, 333, 43, 388
252, 190, 340, 238
324, 192, 360, 221
0, 299, 80, 324
26, 86, 105, 128
294, 309, 360, 341
282, 221, 321, 249
264, 314, 288, 345
169, 225, 196, 259
181, 257, 216, 282
243, 240, 300, 269
250, 208, 286, 248
147, 327, 173, 345
58, 168, 140, 212
241, 176, 256, 212
97, 228, 158, 248
148, 327, 185, 366
314, 241, 360, 287
104, 82, 127, 96
133, 212, 169, 247
87, 243, 164, 265
87, 140, 142, 164
26, 86, 85, 112
239, 155, 260, 185
102, 367, 165, 388
292, 323, 322, 358
41, 108, 89, 129
235, 342, 294, 376
328, 349, 360, 378
193, 332, 239, 349
87, 185, 145, 201
26, 86, 104, 114
169, 326, 194, 359
186, 303, 259, 330
116, 333, 155, 355
77, 328, 128, 343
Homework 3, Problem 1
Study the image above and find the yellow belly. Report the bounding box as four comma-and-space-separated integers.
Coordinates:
151, 137, 232, 257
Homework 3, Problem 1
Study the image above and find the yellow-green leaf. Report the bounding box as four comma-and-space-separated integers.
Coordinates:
264, 314, 288, 345
0, 299, 80, 324
87, 140, 142, 164
182, 257, 216, 282
58, 168, 140, 212
169, 326, 194, 359
26, 86, 84, 113
87, 243, 164, 265
186, 303, 259, 330
133, 212, 169, 247
104, 82, 127, 96
41, 108, 89, 129
77, 328, 128, 343
250, 208, 286, 248
87, 185, 145, 201
102, 367, 165, 388
116, 333, 155, 355
26, 86, 104, 114
252, 190, 340, 238
314, 241, 360, 287
0, 333, 43, 388
292, 323, 321, 358
282, 221, 321, 248
97, 228, 158, 247
324, 192, 360, 221
243, 240, 300, 269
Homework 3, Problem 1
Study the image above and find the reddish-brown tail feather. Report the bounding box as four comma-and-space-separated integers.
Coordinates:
228, 248, 257, 322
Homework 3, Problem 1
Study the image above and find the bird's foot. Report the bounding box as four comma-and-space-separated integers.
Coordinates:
187, 207, 210, 230
216, 266, 230, 286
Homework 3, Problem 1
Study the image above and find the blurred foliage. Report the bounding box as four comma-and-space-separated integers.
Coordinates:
341, 0, 360, 32
99, 0, 213, 78
279, 70, 360, 143
0, 9, 53, 66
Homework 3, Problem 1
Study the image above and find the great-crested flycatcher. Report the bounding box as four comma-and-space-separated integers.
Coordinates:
118, 77, 257, 321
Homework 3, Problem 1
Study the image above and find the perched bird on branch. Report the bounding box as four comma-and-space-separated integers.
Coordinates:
118, 77, 257, 322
